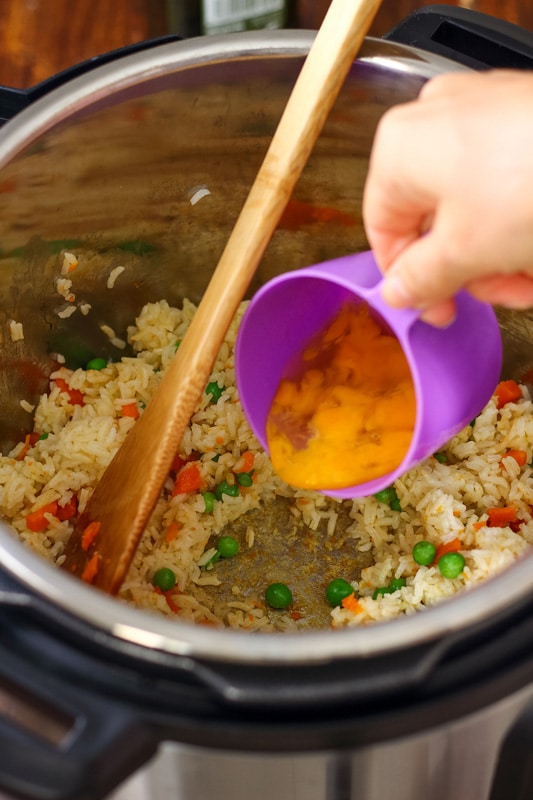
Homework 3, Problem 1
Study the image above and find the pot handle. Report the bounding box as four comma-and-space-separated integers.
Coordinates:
489, 701, 533, 800
384, 4, 533, 70
0, 34, 182, 126
0, 666, 157, 800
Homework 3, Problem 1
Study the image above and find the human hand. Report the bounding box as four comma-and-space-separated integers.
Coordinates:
362, 70, 533, 326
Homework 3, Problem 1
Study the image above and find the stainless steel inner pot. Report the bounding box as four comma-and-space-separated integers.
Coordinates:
0, 29, 530, 669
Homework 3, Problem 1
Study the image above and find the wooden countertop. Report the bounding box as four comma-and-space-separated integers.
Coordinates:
0, 0, 531, 89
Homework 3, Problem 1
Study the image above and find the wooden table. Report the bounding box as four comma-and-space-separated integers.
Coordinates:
0, 0, 531, 89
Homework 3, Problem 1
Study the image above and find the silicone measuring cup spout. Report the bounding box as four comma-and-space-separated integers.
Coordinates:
235, 250, 503, 498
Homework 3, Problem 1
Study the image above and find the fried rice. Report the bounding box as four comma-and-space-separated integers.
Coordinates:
2, 296, 532, 633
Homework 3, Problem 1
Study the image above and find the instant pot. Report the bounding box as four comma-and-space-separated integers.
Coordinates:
0, 6, 533, 800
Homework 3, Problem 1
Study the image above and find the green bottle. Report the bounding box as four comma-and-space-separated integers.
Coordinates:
201, 0, 288, 34
167, 0, 289, 37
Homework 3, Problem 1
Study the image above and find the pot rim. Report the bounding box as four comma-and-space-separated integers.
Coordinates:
0, 28, 507, 666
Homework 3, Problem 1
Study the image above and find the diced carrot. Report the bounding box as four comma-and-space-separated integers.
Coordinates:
121, 402, 139, 419
494, 380, 522, 409
81, 553, 101, 583
56, 496, 78, 521
171, 453, 186, 472
472, 521, 486, 531
172, 462, 203, 495
234, 450, 255, 473
165, 521, 181, 542
155, 586, 181, 613
341, 593, 363, 613
81, 521, 101, 551
502, 449, 528, 467
433, 537, 462, 563
17, 434, 32, 461
487, 506, 518, 527
54, 378, 85, 406
290, 610, 303, 621
25, 501, 58, 532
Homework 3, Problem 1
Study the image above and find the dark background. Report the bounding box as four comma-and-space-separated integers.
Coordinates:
0, 0, 530, 90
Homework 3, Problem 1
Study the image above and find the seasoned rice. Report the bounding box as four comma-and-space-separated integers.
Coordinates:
2, 297, 533, 633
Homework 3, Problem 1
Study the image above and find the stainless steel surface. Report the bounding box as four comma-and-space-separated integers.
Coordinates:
106, 684, 533, 800
0, 29, 527, 667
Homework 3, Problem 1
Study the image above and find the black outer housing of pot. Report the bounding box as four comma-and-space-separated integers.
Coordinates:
0, 6, 533, 800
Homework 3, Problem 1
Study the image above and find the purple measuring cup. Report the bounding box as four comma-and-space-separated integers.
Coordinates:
235, 250, 503, 498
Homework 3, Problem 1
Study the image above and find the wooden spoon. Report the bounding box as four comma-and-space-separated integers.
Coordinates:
61, 0, 383, 593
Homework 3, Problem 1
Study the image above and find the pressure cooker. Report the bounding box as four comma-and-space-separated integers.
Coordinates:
0, 5, 533, 800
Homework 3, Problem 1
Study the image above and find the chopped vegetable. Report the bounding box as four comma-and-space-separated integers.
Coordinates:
165, 521, 180, 542
373, 577, 406, 599
502, 449, 528, 467
86, 357, 107, 371
433, 451, 447, 464
341, 593, 362, 613
214, 480, 239, 500
487, 506, 518, 527
325, 577, 354, 607
152, 567, 177, 592
202, 491, 215, 513
172, 462, 203, 495
25, 501, 58, 532
205, 381, 225, 403
265, 582, 293, 609
216, 535, 239, 558
438, 552, 465, 579
412, 540, 437, 566
121, 402, 140, 419
235, 471, 254, 487
374, 486, 402, 511
433, 537, 462, 563
56, 496, 77, 521
234, 451, 255, 473
54, 378, 85, 406
494, 380, 522, 409
389, 578, 407, 591
81, 553, 101, 583
81, 520, 101, 551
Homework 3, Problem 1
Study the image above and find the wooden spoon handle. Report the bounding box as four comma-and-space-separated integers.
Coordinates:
162, 0, 384, 458
62, 0, 383, 593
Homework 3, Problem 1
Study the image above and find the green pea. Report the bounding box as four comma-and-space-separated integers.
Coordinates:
438, 552, 465, 579
86, 357, 107, 371
202, 491, 215, 513
214, 480, 240, 500
412, 540, 437, 566
388, 577, 406, 592
152, 567, 176, 592
236, 471, 253, 487
325, 578, 354, 607
265, 582, 293, 609
217, 535, 239, 558
373, 586, 392, 600
374, 486, 402, 511
206, 380, 224, 403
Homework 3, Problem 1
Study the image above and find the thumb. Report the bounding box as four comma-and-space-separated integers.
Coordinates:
380, 231, 463, 311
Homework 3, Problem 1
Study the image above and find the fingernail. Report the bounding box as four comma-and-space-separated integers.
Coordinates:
381, 273, 413, 307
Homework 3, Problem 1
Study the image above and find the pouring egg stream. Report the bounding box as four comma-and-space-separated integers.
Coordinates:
266, 300, 416, 491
